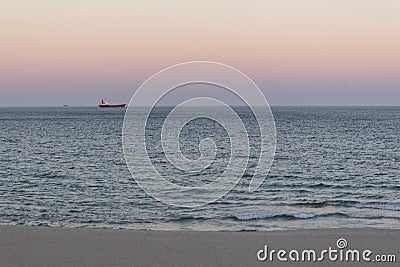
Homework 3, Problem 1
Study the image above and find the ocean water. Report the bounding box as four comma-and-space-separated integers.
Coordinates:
0, 106, 399, 231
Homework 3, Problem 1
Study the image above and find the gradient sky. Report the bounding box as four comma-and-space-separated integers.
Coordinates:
1, 0, 399, 106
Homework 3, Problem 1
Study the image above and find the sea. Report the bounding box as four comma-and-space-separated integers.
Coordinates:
0, 106, 399, 231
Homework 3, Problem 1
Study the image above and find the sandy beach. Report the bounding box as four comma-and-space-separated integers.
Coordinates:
0, 226, 398, 266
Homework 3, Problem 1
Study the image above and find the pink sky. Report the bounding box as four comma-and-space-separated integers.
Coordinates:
1, 1, 399, 105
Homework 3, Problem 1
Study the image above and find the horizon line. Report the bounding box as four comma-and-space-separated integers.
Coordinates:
1, 104, 399, 108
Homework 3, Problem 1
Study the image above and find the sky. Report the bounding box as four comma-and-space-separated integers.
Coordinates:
1, 0, 399, 106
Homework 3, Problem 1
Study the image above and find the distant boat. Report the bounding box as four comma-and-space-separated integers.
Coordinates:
62, 104, 69, 107
98, 99, 126, 108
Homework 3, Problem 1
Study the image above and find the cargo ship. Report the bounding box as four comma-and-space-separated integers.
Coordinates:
98, 99, 126, 108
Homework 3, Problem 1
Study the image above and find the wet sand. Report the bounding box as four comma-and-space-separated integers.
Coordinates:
0, 226, 398, 266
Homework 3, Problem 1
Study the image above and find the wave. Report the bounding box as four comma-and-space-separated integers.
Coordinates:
232, 212, 323, 221
232, 211, 399, 221
308, 183, 346, 189
354, 203, 400, 211
159, 210, 399, 224
1, 138, 20, 144
165, 216, 209, 222
289, 201, 400, 211
289, 200, 360, 209
290, 201, 331, 208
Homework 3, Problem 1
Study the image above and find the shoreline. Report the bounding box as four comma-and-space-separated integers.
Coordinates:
1, 226, 398, 266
